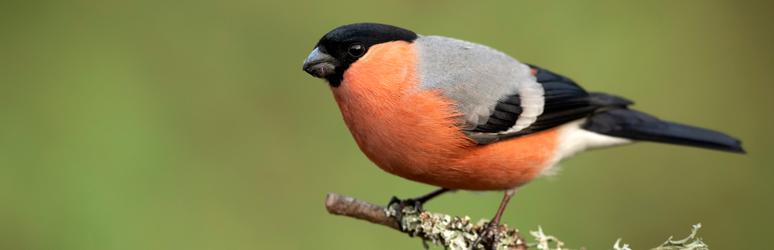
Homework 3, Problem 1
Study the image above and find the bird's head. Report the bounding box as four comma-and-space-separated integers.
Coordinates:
302, 23, 417, 87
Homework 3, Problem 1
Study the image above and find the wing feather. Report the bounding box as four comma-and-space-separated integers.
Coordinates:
466, 65, 632, 144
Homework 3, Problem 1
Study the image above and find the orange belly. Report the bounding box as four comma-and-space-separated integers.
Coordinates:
331, 40, 559, 191
431, 129, 559, 190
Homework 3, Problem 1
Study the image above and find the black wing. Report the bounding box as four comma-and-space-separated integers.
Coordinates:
468, 64, 632, 144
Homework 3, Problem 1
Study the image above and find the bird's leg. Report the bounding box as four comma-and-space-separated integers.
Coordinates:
388, 188, 451, 231
471, 189, 517, 250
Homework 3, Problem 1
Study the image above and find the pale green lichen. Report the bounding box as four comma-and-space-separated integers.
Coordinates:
529, 226, 565, 250
386, 203, 707, 250
613, 238, 632, 250
385, 203, 524, 250
649, 224, 708, 250
614, 224, 708, 250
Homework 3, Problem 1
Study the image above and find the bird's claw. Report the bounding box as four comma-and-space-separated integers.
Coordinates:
472, 220, 501, 250
387, 196, 425, 232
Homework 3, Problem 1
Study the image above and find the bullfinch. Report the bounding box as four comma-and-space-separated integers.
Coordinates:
302, 23, 744, 249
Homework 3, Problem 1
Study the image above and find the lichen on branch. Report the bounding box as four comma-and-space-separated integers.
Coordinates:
385, 200, 526, 250
325, 193, 709, 250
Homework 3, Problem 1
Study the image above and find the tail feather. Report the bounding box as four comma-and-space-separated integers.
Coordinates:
582, 108, 745, 153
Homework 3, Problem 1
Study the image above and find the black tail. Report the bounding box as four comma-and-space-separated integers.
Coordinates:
582, 108, 745, 153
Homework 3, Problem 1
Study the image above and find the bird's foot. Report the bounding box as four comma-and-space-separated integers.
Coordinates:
472, 219, 502, 250
387, 196, 426, 232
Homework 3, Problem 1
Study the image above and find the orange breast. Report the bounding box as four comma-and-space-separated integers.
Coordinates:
331, 41, 559, 191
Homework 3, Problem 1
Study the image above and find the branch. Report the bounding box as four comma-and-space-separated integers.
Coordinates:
325, 193, 710, 250
324, 192, 401, 230
325, 193, 527, 250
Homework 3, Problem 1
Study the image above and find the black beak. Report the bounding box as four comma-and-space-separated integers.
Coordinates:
302, 47, 337, 78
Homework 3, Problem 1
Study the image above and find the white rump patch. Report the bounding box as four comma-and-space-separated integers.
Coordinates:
540, 119, 633, 176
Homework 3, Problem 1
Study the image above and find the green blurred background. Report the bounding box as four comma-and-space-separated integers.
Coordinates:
1, 1, 772, 249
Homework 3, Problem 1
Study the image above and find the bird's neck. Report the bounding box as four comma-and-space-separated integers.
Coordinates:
330, 41, 473, 177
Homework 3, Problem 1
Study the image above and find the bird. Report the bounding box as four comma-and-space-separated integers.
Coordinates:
301, 23, 744, 249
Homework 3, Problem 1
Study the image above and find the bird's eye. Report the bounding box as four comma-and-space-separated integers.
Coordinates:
348, 43, 366, 57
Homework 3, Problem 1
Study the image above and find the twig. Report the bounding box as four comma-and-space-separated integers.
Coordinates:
325, 193, 527, 250
325, 193, 707, 250
325, 192, 401, 230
